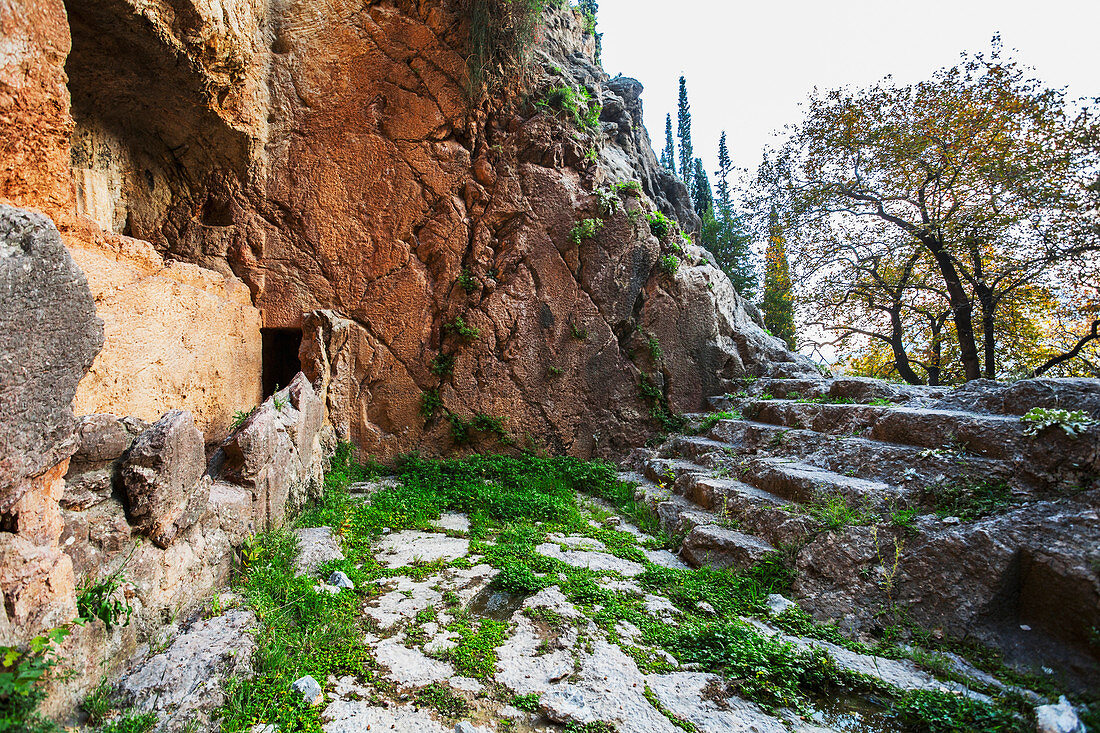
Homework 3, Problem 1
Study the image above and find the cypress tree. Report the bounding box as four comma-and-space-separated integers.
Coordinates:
660, 113, 676, 175
691, 158, 713, 217
715, 132, 732, 210
709, 131, 756, 298
676, 75, 693, 183
762, 206, 796, 349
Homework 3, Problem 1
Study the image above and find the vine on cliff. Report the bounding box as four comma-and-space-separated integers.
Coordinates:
463, 0, 554, 98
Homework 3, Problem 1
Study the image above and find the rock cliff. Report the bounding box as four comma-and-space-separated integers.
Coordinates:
53, 0, 808, 458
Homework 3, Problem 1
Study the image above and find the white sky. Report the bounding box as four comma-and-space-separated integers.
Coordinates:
598, 0, 1100, 179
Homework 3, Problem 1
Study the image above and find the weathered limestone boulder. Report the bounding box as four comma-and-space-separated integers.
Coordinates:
0, 205, 103, 509
62, 413, 147, 511
116, 609, 257, 733
220, 373, 326, 528
933, 377, 1100, 419
120, 410, 210, 548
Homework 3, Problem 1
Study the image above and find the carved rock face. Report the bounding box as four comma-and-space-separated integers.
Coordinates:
0, 204, 103, 510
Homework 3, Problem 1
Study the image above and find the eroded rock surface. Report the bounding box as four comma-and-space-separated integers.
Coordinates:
116, 609, 257, 733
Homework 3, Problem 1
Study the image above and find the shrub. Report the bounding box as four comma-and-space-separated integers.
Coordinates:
613, 180, 642, 197
658, 254, 680, 275
0, 628, 69, 733
1021, 407, 1096, 438
648, 210, 672, 239
539, 84, 602, 129
463, 0, 547, 96
569, 218, 604, 245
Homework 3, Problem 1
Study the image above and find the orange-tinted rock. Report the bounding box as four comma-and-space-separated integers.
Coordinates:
0, 533, 76, 643
67, 224, 263, 441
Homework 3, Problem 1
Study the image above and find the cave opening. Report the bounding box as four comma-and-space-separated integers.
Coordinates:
62, 0, 250, 249
262, 329, 303, 399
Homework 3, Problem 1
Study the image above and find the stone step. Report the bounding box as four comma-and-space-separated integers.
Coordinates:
739, 399, 1027, 459
678, 472, 818, 547
682, 421, 1012, 492
640, 457, 706, 487
680, 524, 776, 571
737, 456, 899, 505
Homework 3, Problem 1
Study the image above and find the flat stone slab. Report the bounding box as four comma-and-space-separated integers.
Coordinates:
366, 576, 443, 630
323, 699, 449, 733
535, 543, 644, 577
372, 636, 454, 687
375, 530, 469, 568
294, 527, 345, 576
646, 672, 789, 733
645, 548, 691, 570
547, 534, 606, 551
117, 610, 257, 731
430, 512, 470, 533
365, 564, 496, 629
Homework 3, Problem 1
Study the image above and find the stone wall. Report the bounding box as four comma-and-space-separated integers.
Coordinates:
66, 220, 262, 441
46, 374, 330, 716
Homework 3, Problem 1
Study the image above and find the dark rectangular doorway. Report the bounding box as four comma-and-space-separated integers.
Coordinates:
262, 328, 302, 398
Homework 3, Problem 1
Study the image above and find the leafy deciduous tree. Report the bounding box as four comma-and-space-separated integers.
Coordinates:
757, 39, 1100, 380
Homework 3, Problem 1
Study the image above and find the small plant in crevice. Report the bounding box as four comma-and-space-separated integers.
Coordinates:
548, 365, 564, 377
921, 475, 1012, 521
595, 187, 621, 216
272, 392, 288, 412
96, 712, 158, 733
645, 333, 662, 364
658, 254, 680, 275
694, 410, 741, 435
638, 373, 687, 435
421, 388, 444, 418
613, 180, 642, 197
430, 354, 455, 377
443, 315, 480, 342
82, 679, 116, 727
230, 407, 257, 431
1020, 407, 1095, 438
569, 218, 604, 246
472, 412, 510, 441
570, 323, 589, 340
538, 84, 601, 129
448, 414, 472, 445
458, 267, 478, 293
77, 550, 135, 629
647, 210, 672, 240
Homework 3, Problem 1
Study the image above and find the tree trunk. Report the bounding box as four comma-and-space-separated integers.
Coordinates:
974, 280, 996, 379
927, 316, 943, 386
923, 237, 982, 381
889, 306, 924, 385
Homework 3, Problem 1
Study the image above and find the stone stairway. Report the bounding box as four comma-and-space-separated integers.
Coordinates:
621, 376, 1100, 692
